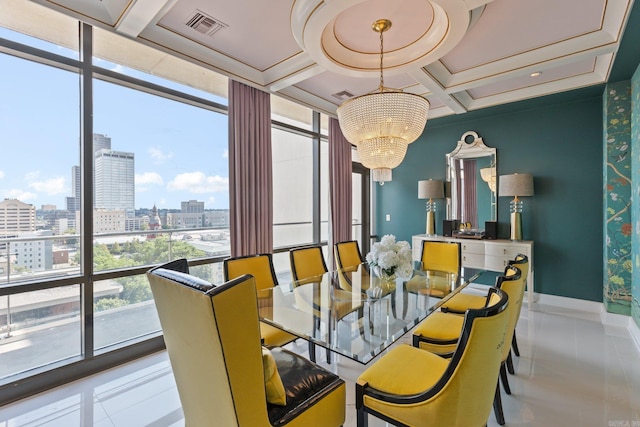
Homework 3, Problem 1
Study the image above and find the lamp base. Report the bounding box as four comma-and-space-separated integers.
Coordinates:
510, 212, 522, 240
426, 210, 436, 236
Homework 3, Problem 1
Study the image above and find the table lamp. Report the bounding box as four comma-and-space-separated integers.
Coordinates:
418, 179, 444, 236
498, 173, 534, 240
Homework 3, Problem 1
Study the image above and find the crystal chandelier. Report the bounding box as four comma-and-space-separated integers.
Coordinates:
337, 19, 430, 184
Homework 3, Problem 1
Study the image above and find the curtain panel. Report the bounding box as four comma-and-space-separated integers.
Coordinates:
462, 159, 478, 227
328, 118, 352, 268
228, 80, 273, 256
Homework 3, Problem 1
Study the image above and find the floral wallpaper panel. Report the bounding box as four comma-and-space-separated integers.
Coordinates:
604, 81, 632, 315
631, 69, 640, 327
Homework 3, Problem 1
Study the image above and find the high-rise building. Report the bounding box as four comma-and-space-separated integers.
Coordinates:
0, 198, 36, 236
94, 150, 135, 217
181, 200, 204, 214
66, 165, 81, 212
93, 133, 111, 154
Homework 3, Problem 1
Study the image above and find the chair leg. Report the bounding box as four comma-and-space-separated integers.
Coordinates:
506, 351, 515, 375
357, 407, 368, 427
308, 341, 316, 363
500, 363, 512, 395
512, 333, 520, 357
493, 381, 506, 426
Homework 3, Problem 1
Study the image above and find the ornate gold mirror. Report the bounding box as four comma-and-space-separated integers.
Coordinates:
446, 131, 497, 228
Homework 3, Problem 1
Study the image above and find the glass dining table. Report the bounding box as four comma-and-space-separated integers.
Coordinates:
258, 264, 485, 364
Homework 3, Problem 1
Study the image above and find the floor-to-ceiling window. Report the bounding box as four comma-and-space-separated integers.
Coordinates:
0, 1, 366, 404
271, 97, 329, 280
0, 10, 84, 386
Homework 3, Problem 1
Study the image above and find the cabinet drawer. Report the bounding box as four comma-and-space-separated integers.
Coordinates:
485, 255, 512, 272
485, 244, 522, 259
460, 241, 485, 255
461, 253, 485, 269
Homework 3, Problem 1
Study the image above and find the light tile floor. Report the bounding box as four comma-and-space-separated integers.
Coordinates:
1, 304, 639, 426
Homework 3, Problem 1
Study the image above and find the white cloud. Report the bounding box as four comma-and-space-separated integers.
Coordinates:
223, 149, 228, 159
136, 172, 164, 186
136, 172, 164, 193
27, 177, 66, 195
6, 189, 37, 201
0, 170, 4, 179
148, 147, 174, 164
24, 171, 40, 181
167, 172, 228, 193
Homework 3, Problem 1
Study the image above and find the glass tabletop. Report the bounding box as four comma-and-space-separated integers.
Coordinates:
258, 264, 485, 364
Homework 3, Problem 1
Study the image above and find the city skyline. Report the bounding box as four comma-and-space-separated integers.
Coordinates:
0, 31, 230, 212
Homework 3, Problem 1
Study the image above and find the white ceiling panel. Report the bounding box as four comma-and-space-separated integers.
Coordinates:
29, 0, 635, 119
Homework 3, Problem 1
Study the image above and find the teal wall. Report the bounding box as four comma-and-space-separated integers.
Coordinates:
375, 94, 603, 301
603, 81, 632, 315
632, 66, 640, 327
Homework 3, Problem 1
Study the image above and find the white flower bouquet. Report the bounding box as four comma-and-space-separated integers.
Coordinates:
365, 234, 413, 279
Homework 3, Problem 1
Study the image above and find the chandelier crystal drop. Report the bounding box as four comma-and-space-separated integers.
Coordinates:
337, 19, 430, 184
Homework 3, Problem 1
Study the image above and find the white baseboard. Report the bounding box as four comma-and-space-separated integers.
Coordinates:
600, 305, 634, 327
534, 293, 602, 314
629, 318, 640, 354
533, 294, 639, 355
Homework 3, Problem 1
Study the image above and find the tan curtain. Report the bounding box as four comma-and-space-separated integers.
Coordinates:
329, 118, 352, 269
228, 80, 273, 256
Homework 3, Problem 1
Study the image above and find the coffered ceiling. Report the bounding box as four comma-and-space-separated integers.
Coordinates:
28, 0, 635, 119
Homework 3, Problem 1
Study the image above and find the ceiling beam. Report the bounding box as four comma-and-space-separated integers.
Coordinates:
408, 68, 468, 114
116, 0, 174, 37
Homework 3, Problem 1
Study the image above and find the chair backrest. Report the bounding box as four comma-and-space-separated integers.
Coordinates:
495, 265, 526, 362
406, 287, 510, 425
334, 240, 364, 271
224, 253, 278, 291
420, 241, 461, 276
289, 245, 328, 282
147, 260, 269, 426
511, 253, 529, 285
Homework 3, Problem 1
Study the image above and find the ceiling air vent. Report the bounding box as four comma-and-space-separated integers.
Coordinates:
332, 90, 354, 101
186, 10, 228, 37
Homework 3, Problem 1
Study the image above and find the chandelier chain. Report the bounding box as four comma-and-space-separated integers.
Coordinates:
379, 29, 384, 90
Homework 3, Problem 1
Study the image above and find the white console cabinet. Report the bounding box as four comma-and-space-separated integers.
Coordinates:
412, 234, 534, 308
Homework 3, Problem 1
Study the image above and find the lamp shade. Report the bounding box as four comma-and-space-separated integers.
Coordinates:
418, 179, 445, 199
499, 173, 534, 197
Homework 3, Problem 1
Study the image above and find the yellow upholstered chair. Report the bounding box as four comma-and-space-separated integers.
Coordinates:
147, 259, 346, 427
289, 245, 331, 362
412, 265, 525, 425
441, 254, 529, 365
415, 240, 461, 296
334, 240, 364, 272
223, 253, 297, 347
442, 254, 528, 313
290, 245, 329, 283
289, 245, 361, 363
402, 240, 461, 317
355, 287, 510, 427
504, 254, 529, 359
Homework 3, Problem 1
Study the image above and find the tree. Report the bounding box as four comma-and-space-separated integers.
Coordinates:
94, 297, 128, 312
89, 237, 211, 305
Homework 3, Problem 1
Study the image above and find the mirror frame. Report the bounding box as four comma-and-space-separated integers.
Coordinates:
446, 131, 497, 227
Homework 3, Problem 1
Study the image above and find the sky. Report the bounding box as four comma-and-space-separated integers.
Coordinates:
0, 30, 231, 211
